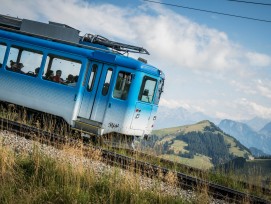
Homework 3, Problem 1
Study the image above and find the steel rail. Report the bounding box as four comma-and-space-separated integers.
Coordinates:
0, 117, 270, 204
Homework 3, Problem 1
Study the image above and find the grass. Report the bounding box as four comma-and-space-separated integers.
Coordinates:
223, 136, 249, 157
107, 143, 271, 201
169, 140, 189, 154
230, 159, 271, 188
110, 140, 271, 201
0, 139, 190, 204
161, 154, 213, 170
0, 104, 270, 203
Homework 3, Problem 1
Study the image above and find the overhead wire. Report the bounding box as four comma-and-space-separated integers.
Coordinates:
142, 0, 271, 23
225, 0, 271, 6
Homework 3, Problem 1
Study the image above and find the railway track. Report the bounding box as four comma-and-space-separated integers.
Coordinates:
111, 146, 271, 197
0, 117, 270, 204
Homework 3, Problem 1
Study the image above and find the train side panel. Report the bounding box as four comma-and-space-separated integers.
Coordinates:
0, 37, 88, 125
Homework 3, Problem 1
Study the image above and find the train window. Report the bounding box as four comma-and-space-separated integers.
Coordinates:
154, 79, 164, 105
102, 68, 113, 96
43, 55, 81, 86
87, 64, 98, 91
113, 71, 132, 100
0, 43, 6, 68
6, 47, 19, 70
6, 46, 43, 77
138, 76, 157, 103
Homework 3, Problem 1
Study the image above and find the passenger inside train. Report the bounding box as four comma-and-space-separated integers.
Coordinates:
45, 70, 54, 81
7, 61, 25, 74
34, 67, 40, 76
67, 75, 78, 87
53, 70, 64, 83
66, 74, 74, 84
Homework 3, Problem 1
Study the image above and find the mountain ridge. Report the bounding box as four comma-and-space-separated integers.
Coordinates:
218, 119, 271, 154
148, 120, 251, 169
259, 121, 271, 137
243, 117, 271, 131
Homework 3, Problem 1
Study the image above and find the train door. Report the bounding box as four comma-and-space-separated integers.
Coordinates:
131, 75, 157, 131
90, 65, 113, 123
78, 61, 114, 123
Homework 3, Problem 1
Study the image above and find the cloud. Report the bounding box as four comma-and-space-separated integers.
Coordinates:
246, 52, 271, 67
160, 98, 192, 110
230, 79, 271, 100
0, 0, 137, 41
132, 9, 243, 71
230, 80, 257, 95
256, 80, 271, 99
236, 98, 271, 119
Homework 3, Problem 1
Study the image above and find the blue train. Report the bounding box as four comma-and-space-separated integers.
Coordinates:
0, 14, 164, 141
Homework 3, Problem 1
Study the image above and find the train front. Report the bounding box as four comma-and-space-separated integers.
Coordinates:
130, 66, 165, 139
101, 60, 165, 142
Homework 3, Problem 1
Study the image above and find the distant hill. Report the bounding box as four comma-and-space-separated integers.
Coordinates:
147, 120, 251, 170
259, 121, 271, 137
249, 147, 269, 157
243, 117, 271, 131
219, 119, 271, 154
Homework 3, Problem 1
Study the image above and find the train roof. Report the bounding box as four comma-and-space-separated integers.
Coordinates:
0, 14, 164, 79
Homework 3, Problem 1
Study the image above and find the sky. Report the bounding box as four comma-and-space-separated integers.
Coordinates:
1, 0, 271, 121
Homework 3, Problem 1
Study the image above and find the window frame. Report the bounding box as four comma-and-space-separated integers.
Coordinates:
113, 70, 132, 101
87, 63, 98, 92
5, 45, 43, 77
0, 42, 7, 68
138, 75, 157, 104
102, 68, 113, 96
154, 79, 164, 105
42, 53, 82, 87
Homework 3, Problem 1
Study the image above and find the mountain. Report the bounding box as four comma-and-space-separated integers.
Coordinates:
249, 147, 269, 157
147, 120, 251, 170
219, 119, 271, 154
259, 121, 271, 137
243, 117, 271, 131
154, 106, 220, 129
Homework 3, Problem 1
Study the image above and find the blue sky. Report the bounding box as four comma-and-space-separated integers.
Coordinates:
1, 0, 271, 120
